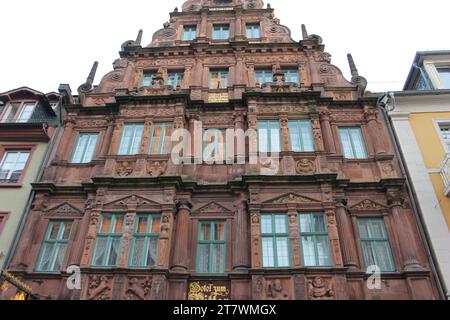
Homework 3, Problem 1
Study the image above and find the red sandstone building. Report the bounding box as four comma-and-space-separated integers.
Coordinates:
4, 0, 444, 300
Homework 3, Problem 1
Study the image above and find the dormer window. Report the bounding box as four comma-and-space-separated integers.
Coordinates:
437, 67, 450, 89
246, 24, 261, 39
0, 101, 36, 123
213, 25, 230, 40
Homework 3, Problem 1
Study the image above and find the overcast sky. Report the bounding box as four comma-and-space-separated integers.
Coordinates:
1, 0, 449, 94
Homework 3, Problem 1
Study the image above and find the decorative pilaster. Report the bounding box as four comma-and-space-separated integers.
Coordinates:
56, 114, 76, 160
249, 206, 262, 269
232, 194, 250, 272
141, 117, 153, 154
280, 115, 291, 152
99, 116, 115, 157
364, 106, 387, 155
311, 114, 325, 151
157, 204, 176, 269
234, 111, 246, 163
109, 120, 124, 155
319, 108, 336, 154
388, 192, 424, 271
171, 200, 192, 272
325, 208, 344, 267
335, 199, 359, 269
288, 206, 302, 268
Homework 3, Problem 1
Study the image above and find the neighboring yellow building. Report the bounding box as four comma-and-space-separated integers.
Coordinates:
389, 50, 450, 299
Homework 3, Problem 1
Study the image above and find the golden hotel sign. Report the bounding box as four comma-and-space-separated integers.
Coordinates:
188, 281, 231, 300
0, 271, 32, 300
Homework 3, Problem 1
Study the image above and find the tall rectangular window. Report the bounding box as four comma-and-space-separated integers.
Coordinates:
183, 26, 197, 41
36, 221, 73, 272
437, 67, 450, 89
141, 72, 156, 87
289, 120, 314, 152
129, 214, 160, 267
92, 214, 124, 267
0, 151, 30, 183
1, 102, 21, 123
358, 218, 395, 272
261, 214, 290, 268
209, 69, 229, 89
258, 120, 281, 153
299, 213, 332, 267
16, 103, 36, 123
254, 69, 273, 86
339, 127, 368, 159
196, 221, 226, 273
118, 124, 144, 155
149, 123, 174, 155
246, 23, 261, 38
212, 24, 230, 40
167, 71, 184, 88
203, 129, 227, 163
283, 69, 300, 85
71, 133, 99, 163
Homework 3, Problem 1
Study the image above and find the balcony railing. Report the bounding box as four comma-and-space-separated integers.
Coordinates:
440, 153, 450, 197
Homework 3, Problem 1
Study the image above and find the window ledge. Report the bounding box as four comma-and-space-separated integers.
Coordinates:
0, 183, 23, 188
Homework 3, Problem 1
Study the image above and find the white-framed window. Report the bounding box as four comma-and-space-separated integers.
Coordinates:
437, 122, 450, 152
0, 101, 36, 123
246, 23, 261, 39
339, 127, 368, 159
437, 67, 450, 89
71, 133, 99, 163
118, 123, 144, 155
0, 151, 30, 183
212, 24, 230, 40
258, 120, 281, 153
183, 26, 197, 41
288, 120, 314, 152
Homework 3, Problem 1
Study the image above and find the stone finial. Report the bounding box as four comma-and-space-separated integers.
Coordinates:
301, 24, 308, 40
78, 61, 98, 94
135, 29, 143, 45
347, 53, 367, 97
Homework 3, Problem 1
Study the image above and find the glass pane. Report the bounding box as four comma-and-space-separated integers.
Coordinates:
300, 122, 314, 152
374, 241, 395, 271
61, 222, 72, 240
361, 241, 377, 268
130, 125, 144, 154
162, 125, 173, 154
93, 237, 107, 266
274, 215, 286, 234
219, 71, 228, 88
299, 214, 313, 233
131, 238, 145, 266
284, 70, 300, 85
210, 72, 219, 89
83, 134, 98, 163
72, 134, 88, 163
262, 238, 275, 267
150, 125, 163, 154
349, 128, 367, 158
302, 236, 316, 266
211, 244, 225, 273
48, 223, 61, 240
261, 215, 273, 234
17, 104, 35, 122
53, 244, 67, 270
289, 122, 301, 152
142, 73, 155, 87
339, 129, 354, 159
313, 215, 326, 233
38, 243, 54, 271
358, 219, 370, 239
370, 219, 386, 239
258, 122, 269, 153
197, 244, 210, 273
269, 122, 280, 153
214, 222, 225, 241
438, 68, 450, 89
200, 223, 211, 241
100, 216, 112, 233
151, 217, 161, 233
108, 238, 120, 266
114, 216, 124, 233
316, 235, 331, 266
1, 103, 20, 122
276, 237, 290, 267
118, 125, 133, 155
137, 216, 148, 233
147, 237, 158, 266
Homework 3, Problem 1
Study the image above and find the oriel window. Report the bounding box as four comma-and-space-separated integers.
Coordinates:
92, 214, 124, 267
129, 214, 160, 267
36, 221, 73, 272
246, 23, 261, 39
209, 69, 229, 89
118, 123, 144, 155
212, 24, 230, 40
258, 120, 281, 153
299, 213, 332, 267
0, 151, 30, 183
261, 214, 290, 268
196, 221, 226, 274
289, 120, 314, 152
183, 26, 197, 41
149, 123, 174, 155
71, 133, 99, 163
357, 218, 396, 272
339, 127, 368, 159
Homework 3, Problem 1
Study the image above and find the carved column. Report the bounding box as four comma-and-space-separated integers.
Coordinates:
108, 120, 124, 155
249, 206, 262, 269
199, 10, 207, 38
99, 116, 115, 157
171, 200, 191, 272
388, 193, 424, 271
288, 206, 302, 268
232, 195, 250, 271
235, 10, 243, 39
325, 208, 344, 267
248, 64, 255, 87
56, 114, 76, 160
234, 111, 246, 163
141, 117, 153, 154
319, 108, 336, 154
117, 206, 137, 268
157, 204, 176, 269
280, 115, 291, 152
311, 114, 325, 152
335, 199, 359, 269
364, 107, 386, 155
80, 210, 101, 268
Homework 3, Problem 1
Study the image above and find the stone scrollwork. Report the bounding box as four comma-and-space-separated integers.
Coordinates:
295, 159, 316, 175
308, 277, 335, 300
147, 161, 167, 177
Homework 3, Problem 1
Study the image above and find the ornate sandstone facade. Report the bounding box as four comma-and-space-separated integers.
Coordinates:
5, 0, 442, 300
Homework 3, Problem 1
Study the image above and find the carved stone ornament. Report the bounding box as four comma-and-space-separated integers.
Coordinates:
266, 279, 290, 300
125, 277, 152, 300
44, 203, 83, 217
88, 275, 111, 300
308, 277, 335, 300
147, 161, 167, 177
295, 159, 316, 175
350, 199, 387, 211
115, 161, 135, 177
265, 193, 321, 204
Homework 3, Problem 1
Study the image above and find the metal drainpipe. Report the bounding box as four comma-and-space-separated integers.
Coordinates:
3, 98, 65, 270
378, 94, 447, 300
